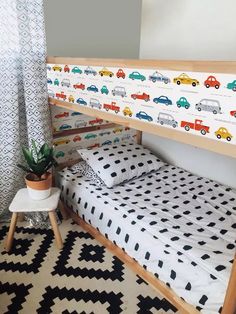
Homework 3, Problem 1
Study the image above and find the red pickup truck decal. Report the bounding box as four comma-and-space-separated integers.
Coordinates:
181, 119, 210, 135
103, 101, 120, 113
55, 92, 67, 100
89, 118, 103, 125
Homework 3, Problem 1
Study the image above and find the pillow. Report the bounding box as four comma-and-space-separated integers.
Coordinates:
68, 160, 87, 174
78, 142, 165, 188
68, 160, 105, 187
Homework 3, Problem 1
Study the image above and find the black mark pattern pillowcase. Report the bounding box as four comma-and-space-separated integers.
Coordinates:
78, 142, 165, 188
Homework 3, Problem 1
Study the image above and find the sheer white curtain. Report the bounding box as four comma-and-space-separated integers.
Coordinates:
0, 0, 52, 224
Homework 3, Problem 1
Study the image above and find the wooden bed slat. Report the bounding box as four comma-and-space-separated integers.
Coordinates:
222, 256, 236, 314
47, 57, 236, 74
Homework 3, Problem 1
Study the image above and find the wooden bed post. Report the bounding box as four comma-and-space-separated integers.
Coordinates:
136, 130, 142, 145
222, 256, 236, 314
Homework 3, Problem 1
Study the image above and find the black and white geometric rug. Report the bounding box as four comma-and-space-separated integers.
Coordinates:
0, 219, 179, 313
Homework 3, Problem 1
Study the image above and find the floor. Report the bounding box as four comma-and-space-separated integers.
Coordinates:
0, 219, 179, 313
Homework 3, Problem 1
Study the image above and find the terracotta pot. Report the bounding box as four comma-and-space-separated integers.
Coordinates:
25, 172, 52, 200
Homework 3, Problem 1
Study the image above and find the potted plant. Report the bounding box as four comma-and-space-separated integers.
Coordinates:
17, 140, 58, 200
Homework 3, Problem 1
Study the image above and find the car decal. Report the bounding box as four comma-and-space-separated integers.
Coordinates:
47, 63, 236, 159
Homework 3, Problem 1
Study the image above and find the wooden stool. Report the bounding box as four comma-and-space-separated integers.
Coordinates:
5, 187, 63, 252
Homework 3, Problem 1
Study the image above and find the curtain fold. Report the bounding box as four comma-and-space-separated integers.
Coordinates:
0, 0, 52, 225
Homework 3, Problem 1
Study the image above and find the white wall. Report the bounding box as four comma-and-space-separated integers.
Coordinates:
44, 0, 142, 59
140, 0, 236, 60
140, 0, 236, 188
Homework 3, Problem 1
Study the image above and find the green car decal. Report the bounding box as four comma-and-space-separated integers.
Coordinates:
129, 71, 146, 81
72, 67, 82, 74
176, 97, 190, 109
54, 78, 59, 86
227, 80, 236, 91
85, 133, 97, 139
101, 85, 109, 95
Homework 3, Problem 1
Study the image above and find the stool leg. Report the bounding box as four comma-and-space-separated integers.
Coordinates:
5, 213, 18, 252
59, 200, 69, 220
48, 211, 63, 249
18, 213, 24, 222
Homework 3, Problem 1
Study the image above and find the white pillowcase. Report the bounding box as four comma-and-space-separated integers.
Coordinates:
78, 142, 165, 188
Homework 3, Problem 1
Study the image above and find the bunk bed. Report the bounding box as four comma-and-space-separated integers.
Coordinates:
47, 57, 236, 314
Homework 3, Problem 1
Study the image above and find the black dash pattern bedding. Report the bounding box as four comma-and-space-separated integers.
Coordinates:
57, 165, 236, 314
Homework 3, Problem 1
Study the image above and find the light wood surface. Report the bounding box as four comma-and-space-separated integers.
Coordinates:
58, 200, 69, 220
62, 202, 199, 314
5, 213, 18, 252
47, 57, 236, 74
49, 211, 63, 249
222, 256, 236, 314
136, 130, 142, 145
49, 99, 236, 159
17, 213, 24, 222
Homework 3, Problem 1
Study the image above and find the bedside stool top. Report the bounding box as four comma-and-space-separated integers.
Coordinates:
9, 187, 61, 212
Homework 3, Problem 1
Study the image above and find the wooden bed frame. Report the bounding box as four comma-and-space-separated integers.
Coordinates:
48, 57, 236, 314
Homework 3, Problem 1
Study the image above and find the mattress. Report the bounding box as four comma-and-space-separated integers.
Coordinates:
57, 164, 236, 314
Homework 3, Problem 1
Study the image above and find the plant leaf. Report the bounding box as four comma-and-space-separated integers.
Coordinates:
40, 143, 50, 158
17, 164, 33, 173
22, 147, 36, 170
39, 143, 47, 155
44, 162, 53, 173
31, 139, 38, 155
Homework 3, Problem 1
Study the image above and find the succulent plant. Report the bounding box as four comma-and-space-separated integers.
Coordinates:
17, 140, 58, 180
